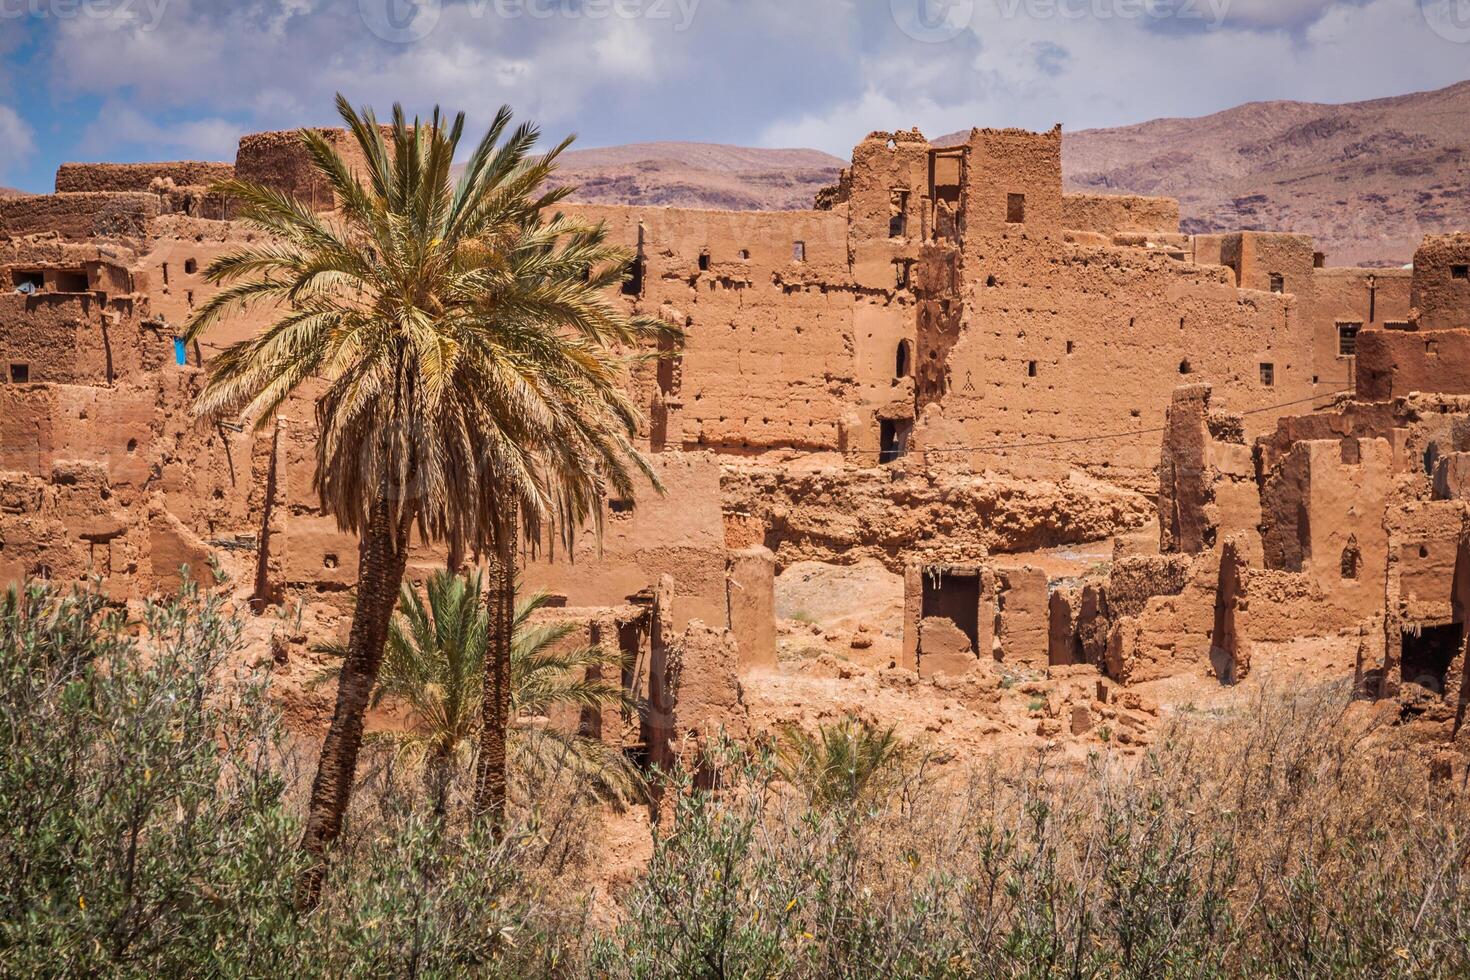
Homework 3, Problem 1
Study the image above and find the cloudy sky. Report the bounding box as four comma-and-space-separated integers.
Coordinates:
1, 0, 1468, 191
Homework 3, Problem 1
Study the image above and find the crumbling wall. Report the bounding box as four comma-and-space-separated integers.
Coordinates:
995, 565, 1048, 668
1061, 193, 1179, 236
1357, 329, 1470, 401
726, 545, 776, 670
0, 193, 158, 240
1159, 385, 1213, 553
55, 162, 234, 194
1411, 234, 1470, 332
521, 452, 728, 630
234, 129, 378, 212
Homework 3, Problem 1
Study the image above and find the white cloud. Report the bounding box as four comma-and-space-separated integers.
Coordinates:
77, 104, 242, 161
759, 0, 1470, 156
17, 0, 1470, 170
0, 105, 36, 181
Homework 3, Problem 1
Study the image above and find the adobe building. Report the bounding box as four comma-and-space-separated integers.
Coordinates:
2, 122, 1465, 750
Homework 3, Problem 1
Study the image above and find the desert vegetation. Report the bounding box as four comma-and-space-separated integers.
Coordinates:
4, 579, 1468, 977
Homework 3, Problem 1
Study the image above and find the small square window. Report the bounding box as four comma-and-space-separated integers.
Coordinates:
1452, 264, 1468, 280
9, 363, 30, 383
792, 241, 806, 262
1260, 363, 1275, 386
1006, 193, 1025, 223
1338, 322, 1361, 355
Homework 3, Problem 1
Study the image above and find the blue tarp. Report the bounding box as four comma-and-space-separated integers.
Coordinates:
173, 337, 188, 366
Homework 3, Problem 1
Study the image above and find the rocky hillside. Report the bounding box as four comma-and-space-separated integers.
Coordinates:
541, 141, 845, 212
1060, 79, 1470, 267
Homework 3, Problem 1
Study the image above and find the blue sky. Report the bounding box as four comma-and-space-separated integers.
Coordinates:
1, 0, 1468, 192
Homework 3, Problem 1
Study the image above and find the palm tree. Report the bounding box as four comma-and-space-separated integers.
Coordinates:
774, 715, 904, 808
320, 571, 644, 818
184, 95, 673, 906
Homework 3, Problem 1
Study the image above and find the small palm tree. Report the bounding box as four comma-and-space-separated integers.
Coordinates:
323, 570, 645, 817
774, 715, 904, 808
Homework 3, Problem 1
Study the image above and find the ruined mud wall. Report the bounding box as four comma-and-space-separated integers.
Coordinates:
0, 193, 158, 240
1061, 193, 1179, 236
720, 461, 1149, 572
1357, 329, 1470, 401
55, 162, 234, 194
1412, 234, 1470, 332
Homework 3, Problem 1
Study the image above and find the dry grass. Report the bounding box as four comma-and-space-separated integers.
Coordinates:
589, 682, 1470, 977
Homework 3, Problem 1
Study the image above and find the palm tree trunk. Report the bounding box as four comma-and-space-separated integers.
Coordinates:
428, 740, 453, 821
472, 504, 516, 829
295, 488, 412, 909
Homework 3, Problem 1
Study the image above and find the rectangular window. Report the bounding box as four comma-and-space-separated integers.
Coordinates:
1260, 363, 1275, 386
894, 260, 910, 289
698, 250, 710, 272
1269, 273, 1284, 293
889, 190, 909, 238
1338, 322, 1362, 356
54, 270, 88, 292
11, 271, 44, 292
1026, 360, 1037, 377
1385, 320, 1411, 331
9, 363, 30, 384
792, 241, 806, 262
1452, 264, 1468, 280
1006, 193, 1026, 224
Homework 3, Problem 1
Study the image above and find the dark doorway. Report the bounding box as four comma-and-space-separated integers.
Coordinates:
621, 258, 644, 297
879, 419, 911, 464
1400, 623, 1461, 694
922, 570, 980, 654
